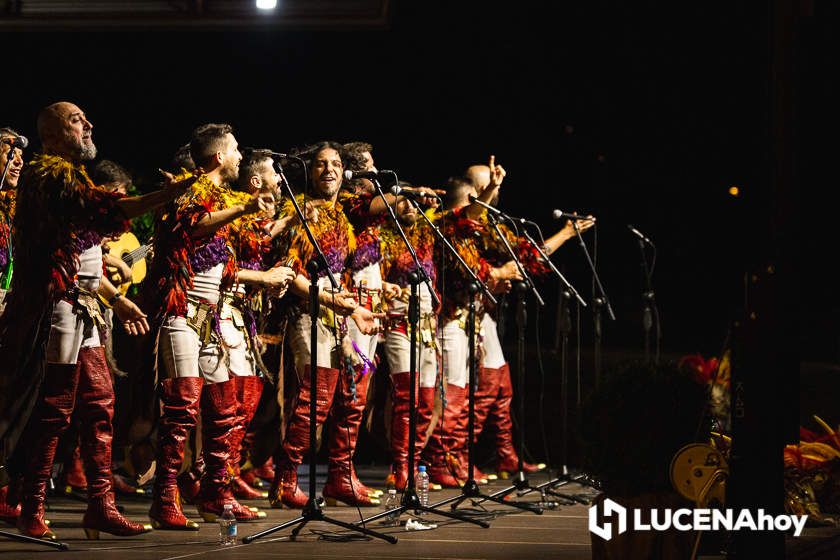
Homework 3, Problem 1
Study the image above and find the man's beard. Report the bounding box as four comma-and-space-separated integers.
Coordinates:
79, 141, 97, 160
221, 162, 239, 184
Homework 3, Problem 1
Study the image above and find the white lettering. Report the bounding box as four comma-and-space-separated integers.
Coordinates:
775, 515, 792, 531
791, 515, 807, 537
634, 509, 650, 531
650, 508, 671, 531
733, 509, 758, 532
694, 509, 711, 531
712, 508, 734, 531
672, 509, 693, 531
756, 509, 775, 531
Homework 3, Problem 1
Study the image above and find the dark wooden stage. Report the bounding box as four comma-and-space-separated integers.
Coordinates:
0, 468, 597, 559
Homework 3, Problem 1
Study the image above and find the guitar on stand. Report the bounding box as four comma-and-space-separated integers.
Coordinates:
99, 231, 153, 307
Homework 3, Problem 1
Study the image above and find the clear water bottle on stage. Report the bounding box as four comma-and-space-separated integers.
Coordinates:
219, 503, 237, 545
382, 488, 400, 526
416, 465, 429, 512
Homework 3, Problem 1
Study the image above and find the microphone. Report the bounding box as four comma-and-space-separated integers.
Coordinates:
243, 147, 290, 158
628, 224, 654, 245
343, 169, 395, 181
551, 209, 590, 221
2, 135, 28, 149
390, 185, 441, 201
468, 194, 505, 216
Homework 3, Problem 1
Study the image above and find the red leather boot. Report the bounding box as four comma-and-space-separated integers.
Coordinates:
76, 347, 152, 539
229, 376, 267, 500
149, 376, 203, 530
386, 372, 413, 491
322, 367, 380, 507
195, 379, 264, 522
17, 362, 79, 540
62, 443, 88, 493
492, 363, 545, 477
423, 383, 466, 489
269, 366, 339, 509
416, 385, 442, 490
176, 451, 203, 505
0, 482, 20, 526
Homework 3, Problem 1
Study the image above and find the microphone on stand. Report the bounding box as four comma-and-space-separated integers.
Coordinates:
343, 169, 396, 182
2, 135, 28, 149
551, 209, 591, 221
390, 185, 442, 201
627, 224, 654, 246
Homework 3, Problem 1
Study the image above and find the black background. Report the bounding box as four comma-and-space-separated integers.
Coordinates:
4, 2, 832, 363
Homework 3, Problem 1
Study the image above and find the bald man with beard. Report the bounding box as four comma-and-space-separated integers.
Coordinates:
0, 101, 191, 541
459, 161, 593, 479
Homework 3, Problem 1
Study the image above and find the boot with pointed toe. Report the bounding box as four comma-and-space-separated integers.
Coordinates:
149, 376, 203, 530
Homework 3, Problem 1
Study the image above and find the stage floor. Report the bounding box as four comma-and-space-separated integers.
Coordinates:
0, 468, 597, 559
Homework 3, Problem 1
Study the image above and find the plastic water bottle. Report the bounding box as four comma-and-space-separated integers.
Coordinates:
416, 465, 429, 512
219, 503, 237, 545
382, 488, 400, 526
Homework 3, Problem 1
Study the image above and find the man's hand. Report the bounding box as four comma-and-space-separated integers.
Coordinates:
104, 253, 133, 286
113, 297, 150, 336
402, 187, 441, 209
487, 154, 506, 191
260, 266, 297, 290
244, 192, 276, 216
323, 290, 359, 316
382, 281, 402, 301
561, 216, 596, 238
158, 168, 193, 195
350, 306, 386, 335
490, 260, 523, 282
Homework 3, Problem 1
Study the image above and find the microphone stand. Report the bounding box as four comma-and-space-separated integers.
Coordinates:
0, 145, 15, 191
571, 220, 615, 389
636, 235, 660, 364
243, 164, 395, 545
477, 227, 586, 507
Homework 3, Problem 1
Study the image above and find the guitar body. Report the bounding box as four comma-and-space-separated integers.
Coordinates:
100, 232, 152, 307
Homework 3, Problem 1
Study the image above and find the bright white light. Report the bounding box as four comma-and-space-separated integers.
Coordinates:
256, 0, 277, 9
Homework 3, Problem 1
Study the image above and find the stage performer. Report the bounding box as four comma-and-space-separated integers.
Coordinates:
461, 161, 593, 478
0, 126, 25, 526
421, 162, 521, 488
147, 123, 275, 529
380, 194, 441, 491
0, 102, 193, 541
269, 141, 382, 509
219, 149, 295, 501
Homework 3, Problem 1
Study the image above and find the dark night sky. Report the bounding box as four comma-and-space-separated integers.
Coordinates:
5, 2, 831, 362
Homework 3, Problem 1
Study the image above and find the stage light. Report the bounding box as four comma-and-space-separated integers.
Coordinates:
728, 185, 740, 197
256, 0, 277, 10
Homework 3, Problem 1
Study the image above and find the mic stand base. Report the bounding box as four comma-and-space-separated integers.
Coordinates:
243, 259, 395, 545
0, 529, 69, 550
519, 466, 600, 506
354, 272, 487, 530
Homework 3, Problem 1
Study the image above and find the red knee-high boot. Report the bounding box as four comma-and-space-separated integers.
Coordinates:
195, 379, 264, 522
61, 442, 87, 493
423, 383, 466, 488
493, 363, 545, 477
386, 372, 414, 491
149, 376, 203, 530
0, 483, 20, 526
77, 347, 152, 539
322, 366, 380, 507
16, 362, 79, 540
230, 376, 267, 500
270, 366, 339, 509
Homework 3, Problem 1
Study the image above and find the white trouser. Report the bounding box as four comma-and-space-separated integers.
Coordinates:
156, 315, 229, 384
45, 299, 101, 364
384, 329, 438, 388
45, 244, 102, 364
346, 262, 382, 361
439, 319, 468, 388
480, 313, 506, 369
288, 312, 340, 370
219, 288, 256, 377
